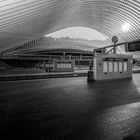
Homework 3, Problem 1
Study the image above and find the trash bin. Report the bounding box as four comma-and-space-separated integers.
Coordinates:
87, 70, 95, 82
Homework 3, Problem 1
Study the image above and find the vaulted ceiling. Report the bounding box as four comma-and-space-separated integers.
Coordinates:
0, 0, 140, 53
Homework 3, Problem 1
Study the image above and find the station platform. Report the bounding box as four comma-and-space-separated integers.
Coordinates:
0, 70, 88, 81
0, 74, 140, 140
0, 69, 140, 82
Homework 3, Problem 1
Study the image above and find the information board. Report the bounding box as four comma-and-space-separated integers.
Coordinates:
127, 41, 140, 52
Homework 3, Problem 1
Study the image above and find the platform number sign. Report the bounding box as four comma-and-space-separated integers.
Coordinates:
112, 36, 118, 44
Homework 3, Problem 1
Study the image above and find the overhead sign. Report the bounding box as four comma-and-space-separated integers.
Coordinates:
126, 40, 140, 52
103, 58, 128, 61
112, 36, 118, 44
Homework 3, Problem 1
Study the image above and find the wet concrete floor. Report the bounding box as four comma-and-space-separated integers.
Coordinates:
0, 74, 140, 140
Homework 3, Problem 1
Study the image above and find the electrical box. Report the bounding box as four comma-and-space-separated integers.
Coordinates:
93, 54, 133, 80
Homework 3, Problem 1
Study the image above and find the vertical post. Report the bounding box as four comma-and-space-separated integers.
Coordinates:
63, 52, 65, 60
113, 45, 116, 54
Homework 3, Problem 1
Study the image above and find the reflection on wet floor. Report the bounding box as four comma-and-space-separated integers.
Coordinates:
0, 74, 140, 140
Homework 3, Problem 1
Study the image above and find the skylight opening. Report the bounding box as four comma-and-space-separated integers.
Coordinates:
45, 27, 107, 41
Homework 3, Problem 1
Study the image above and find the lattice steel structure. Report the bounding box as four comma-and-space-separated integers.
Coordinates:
0, 0, 140, 54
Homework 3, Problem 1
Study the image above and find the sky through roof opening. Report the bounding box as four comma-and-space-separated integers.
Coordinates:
45, 27, 107, 41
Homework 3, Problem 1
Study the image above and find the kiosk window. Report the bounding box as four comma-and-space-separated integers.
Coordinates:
109, 61, 113, 72
61, 63, 64, 68
65, 64, 68, 68
114, 62, 118, 72
123, 62, 127, 71
59, 63, 62, 68
57, 63, 60, 68
64, 64, 66, 68
103, 61, 108, 73
119, 62, 123, 72
57, 62, 73, 69
69, 64, 72, 68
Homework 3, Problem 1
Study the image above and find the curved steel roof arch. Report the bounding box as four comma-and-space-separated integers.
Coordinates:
0, 0, 140, 53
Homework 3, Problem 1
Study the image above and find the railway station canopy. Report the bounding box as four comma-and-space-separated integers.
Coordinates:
0, 0, 140, 55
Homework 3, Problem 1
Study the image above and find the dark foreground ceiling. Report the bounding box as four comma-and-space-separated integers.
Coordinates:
0, 0, 140, 53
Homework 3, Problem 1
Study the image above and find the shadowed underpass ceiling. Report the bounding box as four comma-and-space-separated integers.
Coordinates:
0, 0, 140, 54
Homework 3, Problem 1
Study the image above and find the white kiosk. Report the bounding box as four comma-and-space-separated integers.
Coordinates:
93, 54, 133, 81
87, 36, 133, 82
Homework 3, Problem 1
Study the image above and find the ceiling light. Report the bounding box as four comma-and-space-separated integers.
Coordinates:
121, 23, 131, 32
